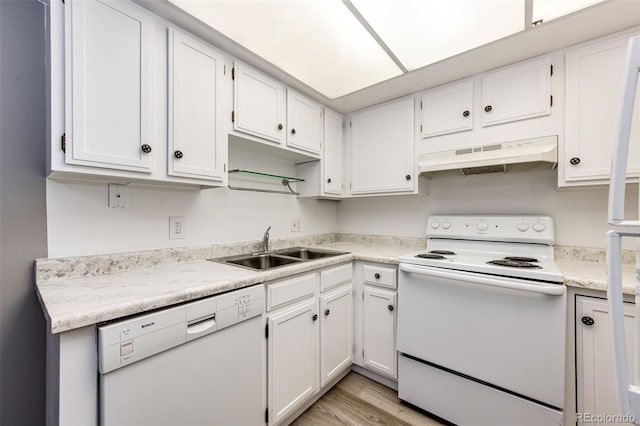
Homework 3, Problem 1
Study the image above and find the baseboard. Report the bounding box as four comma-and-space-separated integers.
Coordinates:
351, 364, 398, 391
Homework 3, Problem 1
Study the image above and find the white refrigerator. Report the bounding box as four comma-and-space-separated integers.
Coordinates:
607, 34, 640, 424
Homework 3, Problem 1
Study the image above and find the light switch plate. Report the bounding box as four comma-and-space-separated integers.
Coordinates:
108, 184, 129, 208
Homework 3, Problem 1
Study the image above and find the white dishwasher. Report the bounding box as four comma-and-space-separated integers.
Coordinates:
98, 284, 265, 426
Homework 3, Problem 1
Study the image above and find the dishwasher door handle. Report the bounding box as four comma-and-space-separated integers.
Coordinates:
186, 316, 217, 341
399, 264, 565, 296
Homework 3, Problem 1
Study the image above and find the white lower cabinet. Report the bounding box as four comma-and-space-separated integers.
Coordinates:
576, 296, 636, 426
320, 285, 353, 387
268, 297, 319, 425
363, 286, 397, 379
266, 264, 353, 425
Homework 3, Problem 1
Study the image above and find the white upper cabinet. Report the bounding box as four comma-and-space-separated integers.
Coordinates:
168, 29, 226, 182
65, 0, 152, 172
481, 56, 552, 127
421, 78, 473, 138
349, 97, 415, 195
233, 62, 287, 145
323, 108, 344, 195
563, 30, 640, 185
287, 90, 323, 155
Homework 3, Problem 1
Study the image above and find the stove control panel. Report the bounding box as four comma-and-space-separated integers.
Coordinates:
427, 215, 554, 244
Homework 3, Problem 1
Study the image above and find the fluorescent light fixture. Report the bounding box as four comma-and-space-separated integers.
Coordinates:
532, 0, 605, 23
169, 0, 403, 99
349, 0, 524, 71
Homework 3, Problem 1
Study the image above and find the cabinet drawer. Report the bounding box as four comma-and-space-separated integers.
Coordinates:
363, 265, 397, 289
320, 263, 352, 293
267, 273, 317, 311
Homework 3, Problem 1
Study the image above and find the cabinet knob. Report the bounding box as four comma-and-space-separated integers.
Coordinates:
291, 128, 296, 135
484, 105, 492, 112
278, 123, 283, 130
324, 309, 330, 316
405, 174, 411, 181
174, 150, 183, 159
327, 178, 332, 184
570, 157, 581, 165
462, 110, 470, 117
141, 144, 152, 153
387, 305, 394, 312
374, 273, 381, 279
312, 314, 318, 321
581, 316, 594, 326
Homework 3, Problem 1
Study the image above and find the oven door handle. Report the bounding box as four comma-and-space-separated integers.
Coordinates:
399, 264, 565, 296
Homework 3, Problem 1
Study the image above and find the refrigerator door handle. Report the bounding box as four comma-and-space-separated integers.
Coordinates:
607, 230, 640, 421
608, 35, 640, 227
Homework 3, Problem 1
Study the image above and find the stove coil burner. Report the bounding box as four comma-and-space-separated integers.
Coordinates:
416, 253, 447, 260
428, 250, 456, 255
504, 256, 539, 263
487, 259, 542, 269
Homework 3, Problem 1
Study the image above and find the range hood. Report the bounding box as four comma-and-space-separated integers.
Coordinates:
418, 135, 558, 176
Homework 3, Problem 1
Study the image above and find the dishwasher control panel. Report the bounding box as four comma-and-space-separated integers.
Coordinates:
98, 284, 264, 374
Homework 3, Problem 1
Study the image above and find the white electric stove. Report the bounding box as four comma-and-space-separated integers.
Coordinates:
397, 215, 566, 426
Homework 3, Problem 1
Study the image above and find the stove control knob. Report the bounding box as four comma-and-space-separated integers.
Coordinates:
431, 221, 440, 229
442, 221, 451, 230
517, 222, 529, 232
533, 223, 546, 232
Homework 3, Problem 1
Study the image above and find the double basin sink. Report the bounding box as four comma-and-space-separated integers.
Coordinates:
210, 247, 349, 271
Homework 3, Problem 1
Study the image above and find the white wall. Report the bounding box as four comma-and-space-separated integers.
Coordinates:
337, 168, 638, 249
47, 179, 337, 257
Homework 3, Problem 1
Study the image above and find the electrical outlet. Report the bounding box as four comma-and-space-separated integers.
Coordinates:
291, 218, 301, 233
108, 184, 129, 208
169, 216, 185, 240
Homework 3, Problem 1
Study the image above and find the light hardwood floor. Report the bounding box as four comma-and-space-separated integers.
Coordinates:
291, 372, 446, 426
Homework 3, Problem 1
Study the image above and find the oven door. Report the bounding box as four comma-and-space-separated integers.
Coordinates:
397, 263, 566, 409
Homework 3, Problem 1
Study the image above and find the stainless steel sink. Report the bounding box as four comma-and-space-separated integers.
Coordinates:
221, 254, 302, 270
209, 247, 349, 271
274, 247, 349, 260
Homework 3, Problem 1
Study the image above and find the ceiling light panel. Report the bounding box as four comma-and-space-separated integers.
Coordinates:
349, 0, 525, 71
532, 0, 605, 24
169, 0, 403, 99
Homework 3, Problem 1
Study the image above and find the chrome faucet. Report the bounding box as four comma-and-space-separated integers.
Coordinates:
262, 226, 271, 253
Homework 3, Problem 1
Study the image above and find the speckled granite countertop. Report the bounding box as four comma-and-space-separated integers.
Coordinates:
35, 233, 637, 335
35, 234, 424, 334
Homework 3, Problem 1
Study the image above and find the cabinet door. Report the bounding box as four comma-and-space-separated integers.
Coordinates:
421, 79, 473, 138
287, 90, 323, 155
565, 34, 640, 182
168, 29, 225, 182
66, 0, 152, 172
323, 108, 344, 195
576, 297, 635, 426
320, 285, 353, 387
349, 98, 415, 195
363, 286, 397, 379
233, 62, 286, 144
268, 299, 319, 425
481, 56, 551, 127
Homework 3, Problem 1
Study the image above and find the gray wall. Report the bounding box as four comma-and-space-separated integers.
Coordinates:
0, 0, 48, 424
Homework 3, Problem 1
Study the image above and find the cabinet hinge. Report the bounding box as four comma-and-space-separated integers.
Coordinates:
61, 133, 66, 153
362, 350, 365, 358
265, 324, 269, 339
550, 95, 553, 107
550, 64, 553, 76
265, 409, 268, 423
349, 121, 352, 128
231, 67, 235, 80
350, 182, 352, 189
420, 124, 422, 132
223, 65, 226, 75
420, 101, 423, 109
231, 110, 235, 122
224, 163, 227, 173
